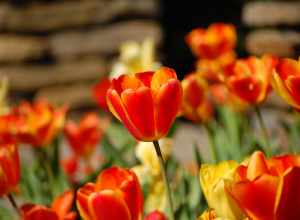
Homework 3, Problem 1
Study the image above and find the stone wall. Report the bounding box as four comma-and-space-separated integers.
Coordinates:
0, 0, 162, 109
243, 1, 300, 58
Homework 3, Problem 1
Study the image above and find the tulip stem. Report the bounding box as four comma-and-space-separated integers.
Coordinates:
7, 194, 21, 216
254, 106, 271, 156
204, 124, 218, 163
153, 140, 175, 220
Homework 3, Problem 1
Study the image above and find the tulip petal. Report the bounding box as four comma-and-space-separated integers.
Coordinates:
135, 71, 154, 87
88, 190, 131, 220
275, 167, 300, 220
155, 79, 182, 137
246, 151, 269, 181
121, 87, 155, 141
268, 154, 300, 175
21, 204, 59, 220
107, 89, 143, 140
286, 75, 300, 106
227, 174, 279, 220
276, 58, 300, 80
51, 190, 74, 218
228, 77, 262, 104
200, 161, 244, 220
272, 72, 300, 108
77, 183, 96, 220
151, 67, 177, 91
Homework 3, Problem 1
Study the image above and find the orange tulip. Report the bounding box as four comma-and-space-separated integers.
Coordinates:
186, 23, 236, 59
64, 112, 102, 159
226, 151, 300, 220
76, 167, 143, 220
92, 77, 111, 111
196, 51, 236, 83
181, 73, 213, 123
145, 210, 167, 220
0, 114, 20, 144
227, 55, 277, 105
106, 67, 182, 141
22, 190, 76, 220
0, 142, 20, 197
13, 100, 67, 147
210, 84, 249, 112
272, 58, 300, 109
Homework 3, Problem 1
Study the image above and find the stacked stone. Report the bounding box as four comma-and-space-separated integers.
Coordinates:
243, 1, 300, 58
0, 0, 162, 109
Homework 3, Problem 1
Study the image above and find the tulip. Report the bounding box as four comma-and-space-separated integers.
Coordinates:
0, 114, 20, 144
225, 151, 300, 220
61, 156, 78, 183
181, 73, 213, 123
64, 112, 102, 159
135, 138, 172, 176
106, 67, 182, 142
196, 51, 236, 83
198, 209, 217, 220
209, 84, 249, 112
145, 210, 167, 220
76, 167, 143, 220
272, 58, 300, 109
92, 78, 111, 111
200, 160, 245, 220
186, 23, 236, 59
110, 38, 161, 78
13, 100, 67, 147
22, 190, 76, 220
227, 55, 277, 105
0, 142, 20, 197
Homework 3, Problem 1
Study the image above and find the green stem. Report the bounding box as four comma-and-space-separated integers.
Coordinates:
204, 124, 218, 163
7, 194, 21, 216
254, 106, 271, 156
153, 140, 175, 220
34, 148, 55, 198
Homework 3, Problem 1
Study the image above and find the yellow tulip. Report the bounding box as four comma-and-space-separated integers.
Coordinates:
110, 38, 161, 78
135, 138, 172, 176
132, 138, 172, 213
200, 161, 245, 220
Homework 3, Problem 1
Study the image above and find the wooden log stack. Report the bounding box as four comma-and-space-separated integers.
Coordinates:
0, 0, 162, 109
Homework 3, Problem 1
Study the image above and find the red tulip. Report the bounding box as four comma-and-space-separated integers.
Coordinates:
106, 67, 182, 141
272, 58, 300, 109
226, 151, 300, 220
210, 84, 250, 112
181, 73, 213, 123
186, 23, 236, 59
0, 142, 20, 196
61, 156, 78, 182
196, 51, 236, 83
145, 210, 167, 220
227, 55, 277, 105
13, 100, 67, 147
64, 112, 102, 159
22, 190, 76, 220
92, 77, 111, 111
0, 114, 20, 144
76, 167, 143, 220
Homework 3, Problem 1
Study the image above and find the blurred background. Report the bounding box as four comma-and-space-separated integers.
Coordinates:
0, 0, 299, 111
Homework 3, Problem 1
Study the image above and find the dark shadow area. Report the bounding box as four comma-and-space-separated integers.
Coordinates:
161, 0, 245, 78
